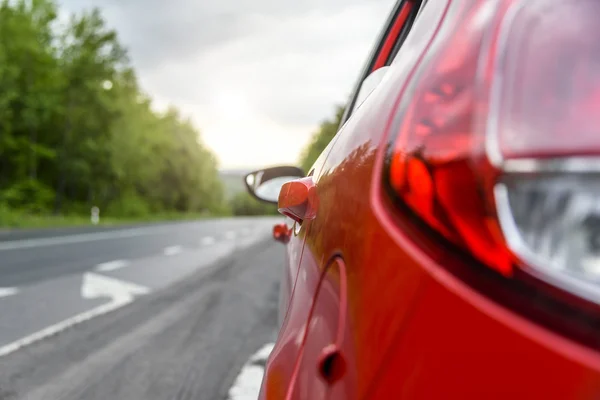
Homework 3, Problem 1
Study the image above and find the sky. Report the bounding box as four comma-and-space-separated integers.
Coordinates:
60, 0, 396, 169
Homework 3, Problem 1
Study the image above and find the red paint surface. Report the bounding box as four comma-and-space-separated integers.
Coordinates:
278, 177, 318, 224
273, 223, 291, 244
259, 0, 600, 399
372, 1, 414, 71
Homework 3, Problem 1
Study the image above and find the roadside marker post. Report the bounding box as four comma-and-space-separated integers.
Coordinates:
91, 206, 100, 225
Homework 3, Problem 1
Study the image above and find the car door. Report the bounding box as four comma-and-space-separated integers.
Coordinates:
260, 2, 422, 397
261, 147, 339, 400
280, 1, 441, 399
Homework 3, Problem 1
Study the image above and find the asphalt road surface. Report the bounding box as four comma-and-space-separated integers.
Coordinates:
0, 218, 283, 400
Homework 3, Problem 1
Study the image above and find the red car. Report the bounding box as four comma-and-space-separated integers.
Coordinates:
245, 0, 600, 398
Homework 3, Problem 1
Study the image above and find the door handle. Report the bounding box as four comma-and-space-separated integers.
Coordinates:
277, 177, 318, 224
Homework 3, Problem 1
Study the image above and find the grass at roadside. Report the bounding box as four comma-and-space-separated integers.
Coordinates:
0, 190, 277, 230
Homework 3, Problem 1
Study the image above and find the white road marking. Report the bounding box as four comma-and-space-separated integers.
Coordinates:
224, 231, 236, 240
22, 278, 212, 400
0, 273, 150, 358
81, 272, 150, 301
0, 287, 19, 298
200, 236, 215, 246
0, 226, 172, 251
251, 343, 275, 362
228, 343, 275, 400
164, 245, 183, 256
241, 228, 251, 235
95, 259, 130, 272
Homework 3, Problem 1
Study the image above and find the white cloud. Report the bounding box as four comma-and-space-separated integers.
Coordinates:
59, 0, 395, 168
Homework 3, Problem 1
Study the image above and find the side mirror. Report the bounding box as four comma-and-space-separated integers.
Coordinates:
244, 166, 305, 205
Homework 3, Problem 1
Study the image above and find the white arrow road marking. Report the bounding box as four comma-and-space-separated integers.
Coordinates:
95, 259, 130, 272
0, 273, 150, 358
0, 287, 19, 298
81, 272, 150, 302
227, 343, 275, 400
164, 245, 183, 256
224, 231, 236, 240
200, 236, 215, 246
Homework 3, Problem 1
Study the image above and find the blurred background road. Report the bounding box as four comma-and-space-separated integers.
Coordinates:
0, 218, 282, 400
0, 0, 393, 398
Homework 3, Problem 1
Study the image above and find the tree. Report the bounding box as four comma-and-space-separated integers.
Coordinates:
51, 8, 126, 212
0, 0, 225, 221
299, 105, 345, 172
0, 0, 61, 195
230, 192, 277, 216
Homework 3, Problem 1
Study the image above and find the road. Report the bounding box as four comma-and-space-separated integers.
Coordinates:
0, 218, 283, 400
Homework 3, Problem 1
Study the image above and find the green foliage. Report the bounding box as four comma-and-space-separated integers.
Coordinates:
1, 179, 54, 213
299, 106, 345, 172
105, 191, 150, 218
0, 203, 91, 228
230, 192, 277, 216
0, 0, 225, 223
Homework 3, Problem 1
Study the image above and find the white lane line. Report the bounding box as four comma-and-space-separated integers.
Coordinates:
0, 273, 150, 358
95, 259, 130, 272
0, 287, 19, 298
251, 343, 275, 361
224, 231, 236, 240
0, 226, 173, 252
0, 300, 126, 358
228, 343, 275, 400
164, 245, 183, 256
22, 278, 208, 400
200, 236, 215, 246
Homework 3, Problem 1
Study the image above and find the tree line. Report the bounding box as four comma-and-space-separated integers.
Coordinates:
0, 0, 225, 222
0, 0, 348, 224
299, 105, 344, 173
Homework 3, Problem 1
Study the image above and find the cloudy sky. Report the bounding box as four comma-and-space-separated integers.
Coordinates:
61, 0, 395, 169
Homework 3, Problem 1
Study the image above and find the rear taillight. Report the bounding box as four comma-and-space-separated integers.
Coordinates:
386, 0, 600, 306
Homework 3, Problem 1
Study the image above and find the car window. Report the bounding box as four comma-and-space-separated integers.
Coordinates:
387, 1, 425, 63
349, 66, 390, 116
341, 0, 425, 123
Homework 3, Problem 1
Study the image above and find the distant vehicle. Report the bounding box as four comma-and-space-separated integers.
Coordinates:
246, 0, 600, 398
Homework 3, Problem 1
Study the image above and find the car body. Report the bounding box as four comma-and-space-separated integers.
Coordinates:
247, 0, 600, 398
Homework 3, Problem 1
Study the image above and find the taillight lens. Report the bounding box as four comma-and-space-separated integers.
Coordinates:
386, 0, 600, 304
493, 0, 600, 159
497, 177, 600, 301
